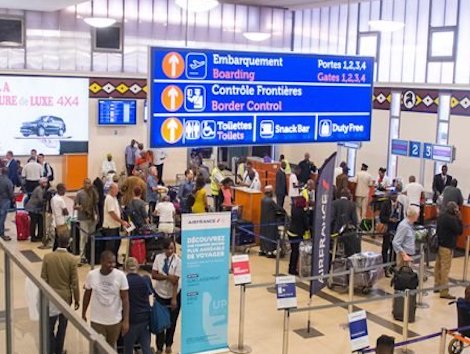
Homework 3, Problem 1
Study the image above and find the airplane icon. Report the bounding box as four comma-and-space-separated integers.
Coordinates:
185, 53, 207, 79
189, 60, 206, 70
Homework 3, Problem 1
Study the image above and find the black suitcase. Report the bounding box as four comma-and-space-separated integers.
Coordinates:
393, 292, 417, 322
328, 258, 349, 288
235, 220, 255, 246
391, 266, 418, 322
69, 221, 80, 256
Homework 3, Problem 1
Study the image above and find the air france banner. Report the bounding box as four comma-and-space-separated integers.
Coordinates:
311, 152, 336, 296
181, 212, 231, 354
149, 47, 374, 147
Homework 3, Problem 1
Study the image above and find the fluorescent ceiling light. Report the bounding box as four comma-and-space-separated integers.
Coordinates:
83, 17, 116, 28
243, 32, 271, 42
175, 0, 219, 13
369, 20, 404, 32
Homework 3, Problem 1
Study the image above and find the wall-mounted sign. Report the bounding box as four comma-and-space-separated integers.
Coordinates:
408, 141, 422, 158
149, 47, 374, 148
391, 139, 409, 156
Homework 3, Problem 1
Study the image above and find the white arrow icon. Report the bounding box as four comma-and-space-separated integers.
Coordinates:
167, 118, 179, 142
168, 87, 179, 110
168, 54, 180, 77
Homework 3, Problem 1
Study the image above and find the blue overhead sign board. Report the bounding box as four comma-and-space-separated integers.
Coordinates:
149, 47, 374, 147
423, 143, 433, 159
409, 141, 422, 158
391, 139, 409, 156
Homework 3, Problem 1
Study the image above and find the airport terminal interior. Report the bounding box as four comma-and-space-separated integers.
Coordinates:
2, 0, 470, 353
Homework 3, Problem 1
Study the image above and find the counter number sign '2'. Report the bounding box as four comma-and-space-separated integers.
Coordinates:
149, 47, 374, 148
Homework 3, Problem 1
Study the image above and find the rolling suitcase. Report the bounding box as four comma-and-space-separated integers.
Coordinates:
328, 257, 349, 288
348, 252, 384, 290
392, 266, 418, 322
16, 211, 30, 241
235, 220, 255, 246
299, 240, 312, 278
130, 239, 147, 264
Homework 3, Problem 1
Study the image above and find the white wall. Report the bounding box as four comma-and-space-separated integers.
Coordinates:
278, 142, 337, 169
448, 114, 470, 198
355, 109, 389, 175
397, 112, 437, 191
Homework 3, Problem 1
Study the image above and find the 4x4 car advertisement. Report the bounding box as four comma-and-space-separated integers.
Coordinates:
0, 76, 89, 155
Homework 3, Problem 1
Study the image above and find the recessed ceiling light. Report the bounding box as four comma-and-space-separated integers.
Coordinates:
369, 20, 405, 32
83, 17, 116, 28
175, 0, 219, 13
243, 32, 271, 42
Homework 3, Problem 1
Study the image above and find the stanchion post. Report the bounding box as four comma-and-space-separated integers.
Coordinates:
402, 289, 412, 354
275, 239, 281, 276
229, 284, 252, 354
348, 267, 354, 314
463, 236, 470, 282
417, 243, 429, 308
90, 234, 96, 270
439, 328, 447, 354
282, 309, 290, 354
4, 253, 13, 354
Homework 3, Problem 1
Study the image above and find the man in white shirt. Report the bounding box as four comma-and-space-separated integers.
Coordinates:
22, 156, 43, 197
37, 153, 53, 182
354, 163, 373, 221
103, 183, 129, 265
82, 250, 129, 349
153, 148, 168, 184
45, 183, 69, 249
242, 161, 259, 186
289, 166, 301, 202
102, 153, 117, 177
403, 175, 424, 208
155, 196, 176, 234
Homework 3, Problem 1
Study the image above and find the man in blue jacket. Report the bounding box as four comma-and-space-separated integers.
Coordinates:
5, 151, 20, 187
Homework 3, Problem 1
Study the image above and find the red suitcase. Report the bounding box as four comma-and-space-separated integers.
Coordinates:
130, 239, 146, 264
16, 211, 30, 241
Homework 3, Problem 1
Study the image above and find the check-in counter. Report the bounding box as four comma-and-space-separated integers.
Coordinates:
424, 204, 438, 222
247, 157, 280, 190
457, 205, 470, 250
232, 186, 263, 242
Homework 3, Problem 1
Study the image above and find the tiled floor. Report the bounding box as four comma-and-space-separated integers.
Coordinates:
0, 210, 467, 354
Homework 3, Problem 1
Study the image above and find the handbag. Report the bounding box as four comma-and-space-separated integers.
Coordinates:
145, 281, 171, 334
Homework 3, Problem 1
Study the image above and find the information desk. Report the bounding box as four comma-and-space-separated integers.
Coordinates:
457, 205, 470, 250
232, 186, 263, 243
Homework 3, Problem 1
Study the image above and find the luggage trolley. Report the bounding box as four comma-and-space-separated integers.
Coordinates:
448, 299, 470, 354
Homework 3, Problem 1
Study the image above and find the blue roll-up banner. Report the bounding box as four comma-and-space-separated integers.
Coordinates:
181, 212, 231, 354
310, 152, 336, 296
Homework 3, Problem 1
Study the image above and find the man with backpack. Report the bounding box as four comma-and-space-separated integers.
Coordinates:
38, 153, 54, 182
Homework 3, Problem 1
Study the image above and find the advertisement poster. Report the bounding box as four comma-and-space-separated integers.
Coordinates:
181, 212, 231, 354
0, 76, 89, 155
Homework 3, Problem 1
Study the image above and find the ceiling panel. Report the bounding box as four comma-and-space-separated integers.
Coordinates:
0, 0, 85, 12
223, 0, 361, 10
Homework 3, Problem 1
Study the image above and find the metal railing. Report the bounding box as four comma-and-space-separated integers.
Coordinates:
0, 239, 116, 354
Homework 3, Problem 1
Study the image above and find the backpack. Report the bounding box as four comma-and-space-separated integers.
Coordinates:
186, 192, 196, 208
429, 229, 439, 253
45, 162, 54, 181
